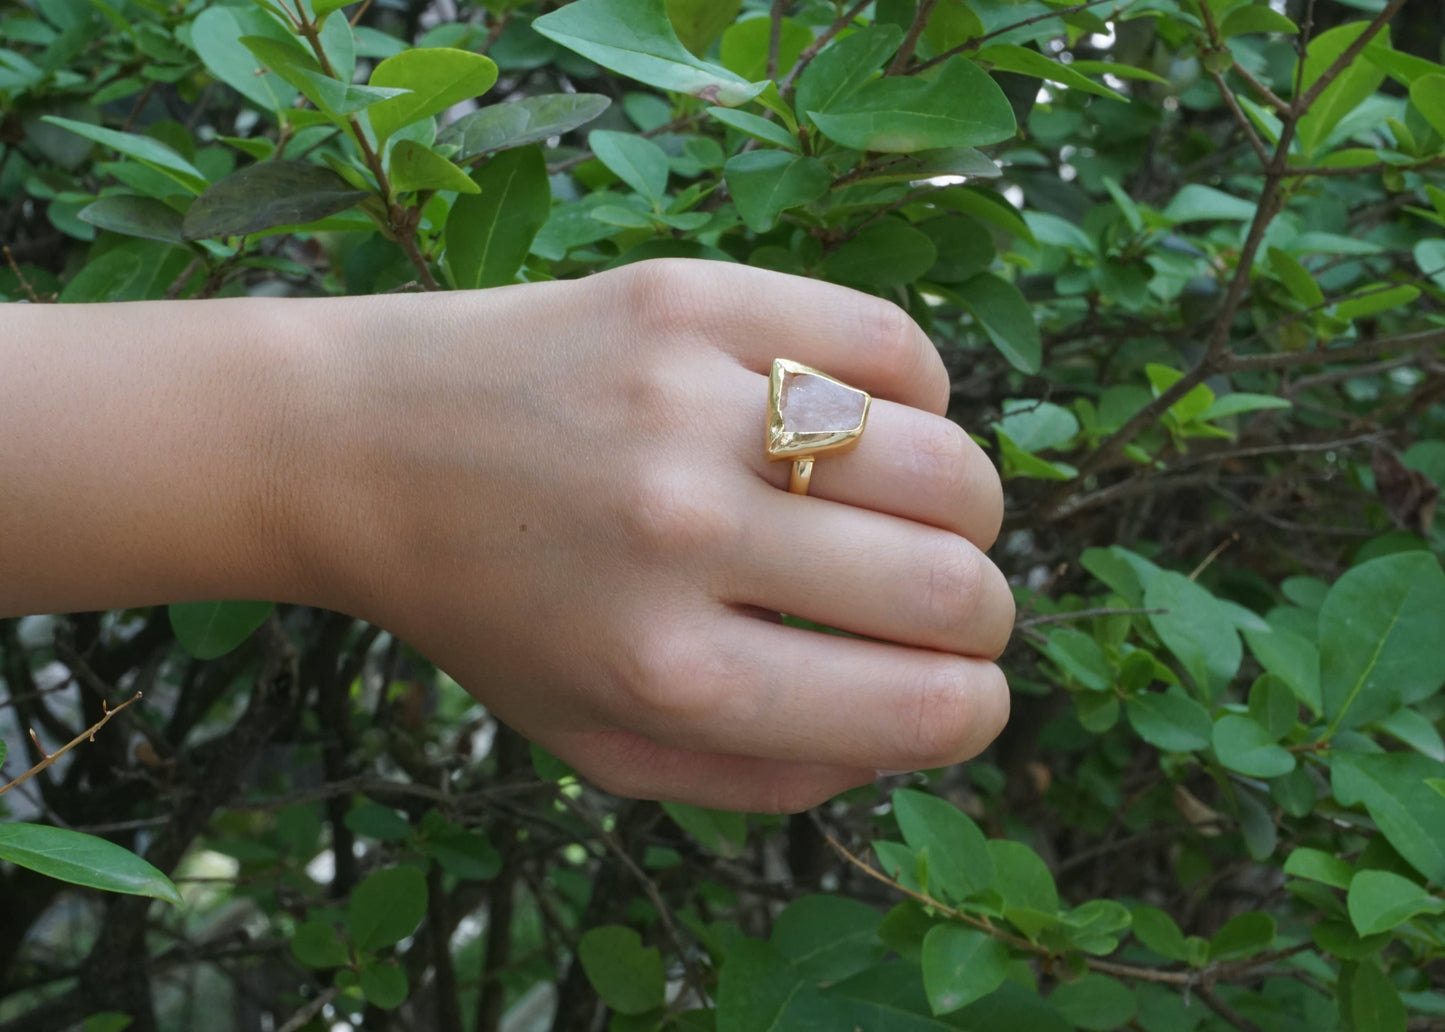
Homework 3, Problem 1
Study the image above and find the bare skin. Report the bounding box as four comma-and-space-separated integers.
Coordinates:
0, 259, 1013, 812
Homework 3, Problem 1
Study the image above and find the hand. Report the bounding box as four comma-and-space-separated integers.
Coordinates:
290, 259, 1013, 812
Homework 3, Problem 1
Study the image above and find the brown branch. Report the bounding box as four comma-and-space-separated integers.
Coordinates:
1017, 607, 1165, 628
3, 246, 46, 303
911, 0, 1121, 73
556, 793, 706, 1008
1209, 69, 1270, 165
0, 692, 141, 799
767, 0, 788, 81
825, 831, 1320, 991
275, 987, 340, 1032
887, 0, 939, 75
1292, 0, 1406, 117
1196, 985, 1267, 1032
779, 0, 871, 98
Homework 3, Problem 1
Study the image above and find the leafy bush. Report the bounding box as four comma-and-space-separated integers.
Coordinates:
2, 0, 1445, 1030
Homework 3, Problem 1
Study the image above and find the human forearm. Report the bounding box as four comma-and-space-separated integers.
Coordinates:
0, 298, 317, 616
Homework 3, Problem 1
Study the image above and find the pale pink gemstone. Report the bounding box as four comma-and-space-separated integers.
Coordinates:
780, 372, 866, 434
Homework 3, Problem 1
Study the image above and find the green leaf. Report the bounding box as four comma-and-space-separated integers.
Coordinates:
1208, 911, 1275, 960
189, 6, 299, 114
661, 801, 747, 857
533, 0, 767, 107
809, 57, 1014, 153
182, 160, 368, 240
719, 15, 811, 82
83, 1015, 133, 1032
588, 130, 671, 206
1332, 752, 1445, 885
387, 140, 480, 195
313, 0, 356, 17
440, 94, 611, 160
39, 116, 206, 193
770, 894, 884, 983
349, 866, 427, 953
1336, 283, 1420, 322
1213, 714, 1296, 778
366, 48, 498, 143
990, 839, 1059, 938
1347, 869, 1445, 936
1347, 959, 1408, 1032
1296, 22, 1389, 156
951, 271, 1041, 373
1199, 393, 1292, 421
718, 939, 842, 1031
359, 962, 409, 1009
425, 826, 502, 881
77, 195, 184, 244
1219, 5, 1298, 37
708, 106, 798, 150
445, 145, 551, 290
1243, 626, 1321, 713
892, 789, 993, 901
724, 150, 830, 233
1268, 245, 1325, 306
1126, 688, 1213, 752
1045, 628, 1111, 690
1101, 175, 1142, 232
1130, 905, 1188, 960
291, 919, 351, 968
169, 600, 273, 659
1162, 184, 1258, 223
0, 824, 182, 904
1411, 73, 1445, 139
1377, 707, 1445, 762
1320, 552, 1445, 732
1145, 572, 1242, 695
1049, 974, 1137, 1030
239, 36, 407, 119
344, 802, 411, 842
795, 25, 903, 127
919, 925, 1009, 1015
578, 926, 667, 1016
819, 216, 937, 289
1285, 847, 1354, 889
978, 44, 1125, 101
666, 0, 742, 57
996, 400, 1077, 452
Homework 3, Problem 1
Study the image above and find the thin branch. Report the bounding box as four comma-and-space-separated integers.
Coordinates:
1292, 0, 1406, 117
911, 0, 1120, 73
275, 987, 340, 1032
887, 0, 939, 75
0, 692, 142, 798
767, 0, 788, 81
779, 0, 870, 98
1209, 69, 1270, 165
557, 794, 706, 1008
1017, 607, 1165, 628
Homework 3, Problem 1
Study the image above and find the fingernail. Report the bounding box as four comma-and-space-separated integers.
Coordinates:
875, 769, 908, 778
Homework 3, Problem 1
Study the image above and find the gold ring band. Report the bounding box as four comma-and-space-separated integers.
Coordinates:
765, 358, 871, 497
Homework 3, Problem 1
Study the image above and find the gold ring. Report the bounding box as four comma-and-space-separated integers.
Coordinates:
765, 358, 871, 496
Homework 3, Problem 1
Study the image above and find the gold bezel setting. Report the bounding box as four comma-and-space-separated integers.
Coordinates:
765, 358, 871, 461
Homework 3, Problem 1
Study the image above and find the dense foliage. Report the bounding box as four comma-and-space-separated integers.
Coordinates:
2, 0, 1445, 1030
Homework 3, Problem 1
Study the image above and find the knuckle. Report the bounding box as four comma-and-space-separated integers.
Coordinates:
920, 542, 984, 634
621, 632, 730, 726
857, 296, 924, 379
621, 259, 711, 337
907, 419, 972, 485
895, 663, 979, 768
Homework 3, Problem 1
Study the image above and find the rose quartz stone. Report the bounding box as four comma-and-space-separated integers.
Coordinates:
780, 371, 866, 434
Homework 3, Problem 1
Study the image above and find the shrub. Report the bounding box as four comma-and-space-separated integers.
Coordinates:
1, 0, 1443, 1030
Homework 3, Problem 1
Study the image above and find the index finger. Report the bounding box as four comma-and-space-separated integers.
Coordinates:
617, 259, 951, 416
